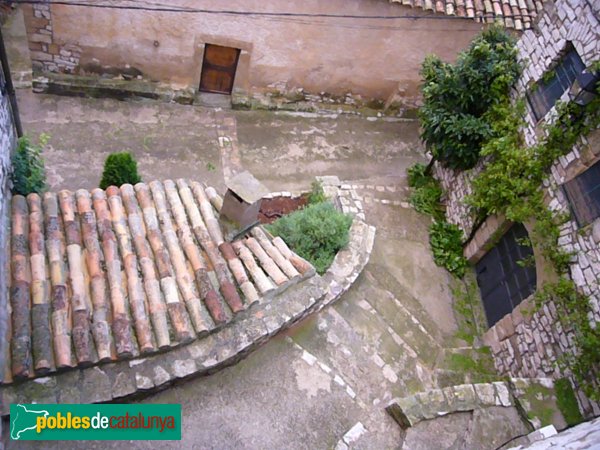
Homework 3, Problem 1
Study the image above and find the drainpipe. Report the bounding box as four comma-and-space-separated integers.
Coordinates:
0, 24, 23, 137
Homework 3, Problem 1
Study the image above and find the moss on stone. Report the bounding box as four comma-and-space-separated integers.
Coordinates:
555, 378, 584, 426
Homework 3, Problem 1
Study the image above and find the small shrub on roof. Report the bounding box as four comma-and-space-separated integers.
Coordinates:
99, 152, 142, 189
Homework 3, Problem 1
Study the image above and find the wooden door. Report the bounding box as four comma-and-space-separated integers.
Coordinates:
199, 44, 240, 95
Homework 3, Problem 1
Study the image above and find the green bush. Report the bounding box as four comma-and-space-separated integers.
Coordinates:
407, 163, 445, 221
99, 152, 142, 189
419, 25, 521, 170
267, 202, 352, 275
11, 134, 48, 196
429, 221, 468, 278
407, 162, 428, 188
308, 180, 327, 205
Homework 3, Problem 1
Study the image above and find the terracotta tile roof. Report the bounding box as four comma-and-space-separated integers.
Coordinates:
7, 179, 313, 382
389, 0, 545, 30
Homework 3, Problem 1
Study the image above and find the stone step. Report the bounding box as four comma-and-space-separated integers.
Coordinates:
363, 292, 441, 369
363, 267, 447, 346
334, 293, 431, 397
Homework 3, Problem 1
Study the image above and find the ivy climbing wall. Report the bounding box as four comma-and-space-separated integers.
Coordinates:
433, 0, 600, 417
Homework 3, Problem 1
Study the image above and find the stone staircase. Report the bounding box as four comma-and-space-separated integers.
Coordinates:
5, 179, 313, 383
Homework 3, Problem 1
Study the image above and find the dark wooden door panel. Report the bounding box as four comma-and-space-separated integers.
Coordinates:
199, 44, 240, 95
476, 223, 537, 328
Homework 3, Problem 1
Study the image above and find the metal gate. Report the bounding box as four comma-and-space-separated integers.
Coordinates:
475, 223, 537, 328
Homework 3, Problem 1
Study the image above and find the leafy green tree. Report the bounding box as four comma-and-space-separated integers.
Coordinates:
100, 152, 142, 189
11, 134, 48, 196
420, 25, 521, 170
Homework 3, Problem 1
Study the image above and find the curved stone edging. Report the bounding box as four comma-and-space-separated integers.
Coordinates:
0, 181, 375, 413
386, 382, 516, 430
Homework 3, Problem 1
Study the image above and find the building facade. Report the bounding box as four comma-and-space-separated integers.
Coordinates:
21, 0, 540, 109
0, 46, 17, 391
434, 0, 600, 417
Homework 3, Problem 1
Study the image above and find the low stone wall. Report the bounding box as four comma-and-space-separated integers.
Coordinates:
386, 381, 517, 430
0, 180, 375, 412
387, 377, 566, 432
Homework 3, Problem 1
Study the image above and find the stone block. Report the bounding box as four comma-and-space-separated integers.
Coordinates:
385, 401, 411, 429
496, 315, 515, 341
30, 33, 52, 44
111, 371, 136, 399
449, 384, 478, 411
135, 373, 154, 390
81, 367, 112, 403
29, 51, 53, 62
474, 383, 496, 406
493, 382, 512, 407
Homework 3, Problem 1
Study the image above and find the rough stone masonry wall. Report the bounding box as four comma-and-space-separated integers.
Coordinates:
0, 63, 17, 391
22, 1, 81, 74
434, 0, 600, 417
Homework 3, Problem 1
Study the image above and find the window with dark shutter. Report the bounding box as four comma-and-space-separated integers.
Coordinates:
563, 159, 600, 227
526, 47, 585, 122
475, 223, 537, 328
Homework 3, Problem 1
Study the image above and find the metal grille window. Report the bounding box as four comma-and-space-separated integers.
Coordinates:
475, 223, 537, 328
526, 48, 585, 122
563, 159, 600, 227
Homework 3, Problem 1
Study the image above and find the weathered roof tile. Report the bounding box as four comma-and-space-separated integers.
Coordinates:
7, 179, 313, 383
389, 0, 544, 29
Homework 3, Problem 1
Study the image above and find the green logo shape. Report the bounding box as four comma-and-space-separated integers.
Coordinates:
10, 404, 181, 440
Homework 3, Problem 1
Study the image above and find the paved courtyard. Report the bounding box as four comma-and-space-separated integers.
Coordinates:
2, 90, 492, 449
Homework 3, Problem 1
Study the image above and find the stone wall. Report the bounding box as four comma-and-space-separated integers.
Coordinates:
21, 0, 483, 106
0, 60, 16, 387
22, 1, 81, 74
432, 0, 600, 417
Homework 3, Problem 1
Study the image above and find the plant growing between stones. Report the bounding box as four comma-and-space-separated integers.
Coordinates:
406, 162, 468, 278
554, 377, 584, 426
267, 201, 352, 275
11, 134, 49, 196
99, 151, 142, 190
307, 180, 327, 205
429, 221, 469, 278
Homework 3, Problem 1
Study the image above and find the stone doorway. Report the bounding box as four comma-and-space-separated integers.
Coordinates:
199, 44, 241, 95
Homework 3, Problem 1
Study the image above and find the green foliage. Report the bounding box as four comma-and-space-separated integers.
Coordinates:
419, 25, 521, 170
465, 90, 600, 400
267, 202, 352, 275
554, 378, 584, 426
410, 184, 444, 221
448, 350, 496, 383
452, 275, 488, 345
536, 280, 600, 402
407, 163, 445, 221
307, 180, 327, 205
99, 152, 142, 189
429, 221, 468, 278
11, 134, 49, 196
407, 163, 428, 188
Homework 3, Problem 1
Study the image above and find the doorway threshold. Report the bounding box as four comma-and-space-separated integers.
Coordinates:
196, 92, 232, 109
